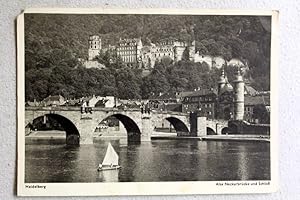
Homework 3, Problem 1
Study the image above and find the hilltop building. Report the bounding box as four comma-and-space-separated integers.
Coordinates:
116, 38, 143, 67
151, 39, 195, 63
86, 36, 197, 68
88, 35, 102, 61
84, 35, 250, 72
82, 35, 105, 69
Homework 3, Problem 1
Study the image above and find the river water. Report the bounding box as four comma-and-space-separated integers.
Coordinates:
25, 140, 270, 182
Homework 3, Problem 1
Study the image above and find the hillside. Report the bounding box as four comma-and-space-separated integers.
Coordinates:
24, 14, 271, 101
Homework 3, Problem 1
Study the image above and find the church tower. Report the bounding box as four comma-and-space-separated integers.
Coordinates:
233, 67, 245, 120
88, 35, 101, 61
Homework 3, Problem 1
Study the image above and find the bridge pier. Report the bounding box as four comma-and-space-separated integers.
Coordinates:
197, 117, 207, 136
141, 115, 152, 142
77, 117, 97, 144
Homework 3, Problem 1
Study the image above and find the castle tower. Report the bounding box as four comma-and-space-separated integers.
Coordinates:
136, 37, 143, 63
88, 35, 101, 61
188, 40, 196, 61
232, 67, 245, 120
217, 67, 226, 95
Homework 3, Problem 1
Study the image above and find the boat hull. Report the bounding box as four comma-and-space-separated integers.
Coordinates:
97, 166, 121, 171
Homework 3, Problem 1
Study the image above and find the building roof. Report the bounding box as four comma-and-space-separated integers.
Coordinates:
26, 101, 41, 107
148, 92, 178, 100
244, 85, 258, 96
43, 95, 64, 102
66, 99, 81, 106
185, 88, 218, 97
244, 95, 270, 106
177, 91, 194, 99
81, 96, 94, 102
118, 38, 142, 45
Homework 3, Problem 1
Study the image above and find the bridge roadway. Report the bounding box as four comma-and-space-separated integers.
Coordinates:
25, 106, 228, 144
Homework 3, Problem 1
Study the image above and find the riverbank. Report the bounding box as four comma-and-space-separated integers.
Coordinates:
26, 130, 270, 144
26, 130, 66, 144
151, 134, 270, 142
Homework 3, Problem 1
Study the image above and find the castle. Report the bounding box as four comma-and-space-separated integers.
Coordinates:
86, 35, 247, 70
87, 35, 196, 68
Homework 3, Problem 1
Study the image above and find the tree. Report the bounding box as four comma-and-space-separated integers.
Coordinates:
142, 68, 170, 99
25, 14, 271, 100
182, 47, 190, 61
115, 68, 141, 99
253, 104, 270, 124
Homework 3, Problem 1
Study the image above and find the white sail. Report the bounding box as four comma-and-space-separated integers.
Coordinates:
102, 142, 119, 166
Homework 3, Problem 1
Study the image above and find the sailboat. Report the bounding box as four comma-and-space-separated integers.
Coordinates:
97, 142, 121, 171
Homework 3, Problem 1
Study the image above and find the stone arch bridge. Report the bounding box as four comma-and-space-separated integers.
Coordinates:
25, 106, 228, 144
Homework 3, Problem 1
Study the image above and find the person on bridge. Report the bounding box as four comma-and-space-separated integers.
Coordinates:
81, 101, 87, 114
140, 103, 144, 114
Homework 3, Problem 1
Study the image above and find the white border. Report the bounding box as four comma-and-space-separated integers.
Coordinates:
17, 8, 279, 196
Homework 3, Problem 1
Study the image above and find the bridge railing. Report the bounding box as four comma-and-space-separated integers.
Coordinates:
152, 110, 189, 116
25, 106, 141, 112
25, 106, 190, 116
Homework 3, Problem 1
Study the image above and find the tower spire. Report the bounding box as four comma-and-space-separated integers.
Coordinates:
233, 67, 244, 121
217, 67, 226, 95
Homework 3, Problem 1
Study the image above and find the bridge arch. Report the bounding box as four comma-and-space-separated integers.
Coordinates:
26, 113, 80, 145
165, 117, 189, 134
97, 114, 141, 142
221, 127, 230, 134
207, 127, 216, 135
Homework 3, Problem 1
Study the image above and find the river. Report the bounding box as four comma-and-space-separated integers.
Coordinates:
25, 140, 270, 182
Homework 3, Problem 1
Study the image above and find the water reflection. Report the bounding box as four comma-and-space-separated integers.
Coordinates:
25, 140, 270, 183
97, 170, 119, 182
237, 145, 249, 180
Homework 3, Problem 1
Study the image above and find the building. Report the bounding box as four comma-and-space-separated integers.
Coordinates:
216, 68, 235, 120
85, 36, 199, 69
148, 92, 180, 111
85, 36, 252, 72
182, 88, 218, 119
88, 35, 101, 61
42, 95, 65, 107
194, 54, 226, 69
83, 60, 106, 69
152, 39, 195, 62
181, 67, 267, 123
116, 38, 143, 67
244, 94, 270, 123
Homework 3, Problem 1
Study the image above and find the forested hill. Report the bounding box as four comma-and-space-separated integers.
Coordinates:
24, 14, 271, 101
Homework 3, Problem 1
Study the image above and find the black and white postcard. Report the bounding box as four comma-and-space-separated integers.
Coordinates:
17, 8, 278, 196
